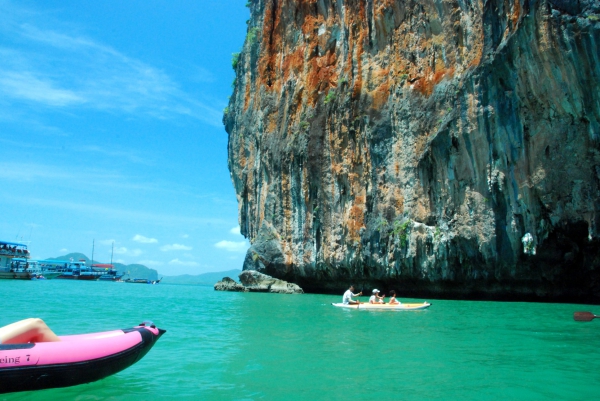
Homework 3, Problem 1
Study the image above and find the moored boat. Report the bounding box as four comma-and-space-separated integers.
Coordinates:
332, 302, 431, 310
0, 241, 33, 280
0, 243, 60, 280
5, 258, 62, 280
93, 264, 124, 281
39, 260, 101, 280
124, 277, 162, 285
0, 321, 165, 394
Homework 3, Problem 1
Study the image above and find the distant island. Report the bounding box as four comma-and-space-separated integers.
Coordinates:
160, 270, 242, 286
49, 252, 240, 285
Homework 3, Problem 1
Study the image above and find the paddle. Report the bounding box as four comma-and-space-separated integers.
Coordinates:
573, 311, 600, 321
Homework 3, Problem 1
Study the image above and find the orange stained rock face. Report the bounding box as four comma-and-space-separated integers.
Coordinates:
301, 11, 323, 36
307, 50, 339, 103
393, 188, 404, 215
351, 28, 366, 101
331, 163, 343, 175
256, 5, 345, 107
258, 0, 287, 93
282, 171, 291, 215
284, 241, 294, 266
348, 196, 366, 242
254, 0, 467, 111
243, 0, 496, 119
237, 136, 247, 170
413, 67, 456, 96
236, 0, 498, 234
243, 72, 252, 111
511, 1, 521, 27
349, 170, 367, 201
281, 170, 300, 258
267, 114, 278, 135
281, 45, 307, 83
415, 132, 432, 158
371, 80, 391, 110
375, 0, 399, 21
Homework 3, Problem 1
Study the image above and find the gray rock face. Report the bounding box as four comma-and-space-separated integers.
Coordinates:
239, 270, 304, 294
224, 0, 600, 302
214, 272, 304, 294
214, 277, 248, 292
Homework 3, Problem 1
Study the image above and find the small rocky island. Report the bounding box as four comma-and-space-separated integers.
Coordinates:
214, 270, 303, 294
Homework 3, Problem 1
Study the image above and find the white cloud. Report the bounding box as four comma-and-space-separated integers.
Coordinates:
0, 6, 223, 126
160, 243, 192, 252
229, 226, 241, 235
59, 248, 68, 253
214, 240, 248, 253
132, 234, 158, 244
0, 71, 84, 106
113, 247, 142, 257
113, 246, 128, 254
168, 258, 199, 267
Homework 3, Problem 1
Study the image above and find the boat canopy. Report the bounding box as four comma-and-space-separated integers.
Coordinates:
92, 264, 114, 269
0, 241, 28, 248
37, 260, 84, 266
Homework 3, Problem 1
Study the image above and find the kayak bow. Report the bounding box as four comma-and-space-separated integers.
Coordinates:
0, 321, 165, 394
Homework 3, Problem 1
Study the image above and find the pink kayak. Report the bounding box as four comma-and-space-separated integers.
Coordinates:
0, 321, 165, 394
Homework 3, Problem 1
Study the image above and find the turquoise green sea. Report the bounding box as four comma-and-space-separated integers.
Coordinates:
1, 280, 599, 400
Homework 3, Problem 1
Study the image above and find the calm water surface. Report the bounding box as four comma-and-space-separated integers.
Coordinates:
1, 280, 599, 400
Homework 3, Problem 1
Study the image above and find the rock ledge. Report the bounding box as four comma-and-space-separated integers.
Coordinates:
214, 277, 247, 292
214, 270, 303, 294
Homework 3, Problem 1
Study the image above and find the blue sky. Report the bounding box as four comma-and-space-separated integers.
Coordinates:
0, 0, 250, 275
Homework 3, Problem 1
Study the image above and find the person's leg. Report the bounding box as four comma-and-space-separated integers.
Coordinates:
0, 318, 61, 344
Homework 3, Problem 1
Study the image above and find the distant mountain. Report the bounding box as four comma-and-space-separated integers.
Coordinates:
121, 264, 159, 281
48, 253, 158, 281
160, 269, 241, 286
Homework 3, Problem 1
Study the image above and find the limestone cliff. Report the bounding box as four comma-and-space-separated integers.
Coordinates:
224, 0, 600, 302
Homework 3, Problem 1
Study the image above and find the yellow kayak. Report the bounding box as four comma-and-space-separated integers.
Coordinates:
331, 302, 431, 310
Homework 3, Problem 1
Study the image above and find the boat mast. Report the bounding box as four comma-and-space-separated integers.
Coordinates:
110, 242, 114, 266
91, 239, 95, 267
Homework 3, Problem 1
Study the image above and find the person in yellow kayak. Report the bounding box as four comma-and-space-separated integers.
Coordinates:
342, 285, 362, 305
388, 290, 401, 305
369, 289, 385, 304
